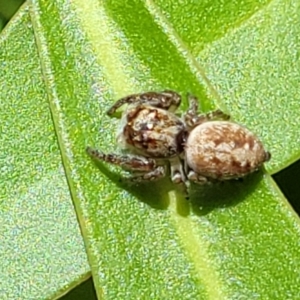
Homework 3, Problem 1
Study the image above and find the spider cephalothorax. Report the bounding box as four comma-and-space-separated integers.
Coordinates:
87, 91, 270, 198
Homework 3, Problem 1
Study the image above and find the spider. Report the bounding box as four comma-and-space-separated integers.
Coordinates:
86, 91, 270, 198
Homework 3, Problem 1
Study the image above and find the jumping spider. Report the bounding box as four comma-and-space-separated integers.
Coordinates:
86, 91, 270, 198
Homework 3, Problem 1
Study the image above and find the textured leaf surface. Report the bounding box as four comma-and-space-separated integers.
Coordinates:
0, 5, 89, 300
145, 0, 300, 173
8, 0, 300, 299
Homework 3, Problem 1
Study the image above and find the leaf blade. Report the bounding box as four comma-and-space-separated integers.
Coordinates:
151, 0, 300, 172
0, 4, 90, 300
30, 0, 300, 299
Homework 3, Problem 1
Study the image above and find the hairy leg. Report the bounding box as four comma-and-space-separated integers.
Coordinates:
86, 147, 157, 172
187, 170, 210, 185
170, 157, 190, 198
126, 166, 165, 183
184, 94, 230, 128
107, 90, 181, 116
86, 147, 166, 182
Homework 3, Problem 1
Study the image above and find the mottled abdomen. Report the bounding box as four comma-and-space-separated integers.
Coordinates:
185, 121, 270, 179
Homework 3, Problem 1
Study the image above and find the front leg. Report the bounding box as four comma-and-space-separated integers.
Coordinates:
107, 90, 181, 116
127, 166, 165, 183
86, 147, 157, 171
86, 147, 165, 182
184, 94, 230, 128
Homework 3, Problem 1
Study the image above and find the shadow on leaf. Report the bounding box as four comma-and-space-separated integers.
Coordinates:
90, 154, 265, 215
91, 159, 173, 210
189, 170, 264, 216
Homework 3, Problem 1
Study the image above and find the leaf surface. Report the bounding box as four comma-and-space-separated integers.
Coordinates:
0, 5, 89, 300
4, 0, 299, 299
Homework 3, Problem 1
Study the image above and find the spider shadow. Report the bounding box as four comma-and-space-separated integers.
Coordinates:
188, 171, 264, 216
91, 159, 177, 210
90, 156, 264, 216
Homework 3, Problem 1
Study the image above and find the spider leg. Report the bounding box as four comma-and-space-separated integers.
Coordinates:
184, 94, 230, 128
86, 147, 157, 172
170, 157, 190, 198
87, 147, 166, 183
169, 157, 185, 183
187, 170, 209, 185
183, 159, 212, 187
126, 166, 165, 183
107, 90, 181, 116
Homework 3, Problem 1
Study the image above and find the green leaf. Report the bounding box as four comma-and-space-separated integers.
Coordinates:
0, 5, 90, 300
2, 0, 300, 298
30, 0, 300, 298
0, 0, 24, 20
191, 0, 300, 174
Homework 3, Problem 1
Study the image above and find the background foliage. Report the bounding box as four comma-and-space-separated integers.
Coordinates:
1, 0, 300, 299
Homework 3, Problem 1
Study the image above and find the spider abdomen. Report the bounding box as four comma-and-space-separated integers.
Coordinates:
185, 121, 270, 180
